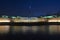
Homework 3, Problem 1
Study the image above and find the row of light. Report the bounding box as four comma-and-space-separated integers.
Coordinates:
1, 15, 59, 19
1, 15, 60, 22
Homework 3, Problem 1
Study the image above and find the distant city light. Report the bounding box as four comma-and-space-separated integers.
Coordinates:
43, 16, 54, 18
2, 15, 8, 18
12, 16, 16, 19
0, 15, 60, 22
0, 18, 10, 22
48, 20, 58, 22
16, 16, 20, 18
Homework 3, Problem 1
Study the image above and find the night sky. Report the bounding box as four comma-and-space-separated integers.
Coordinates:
0, 0, 60, 17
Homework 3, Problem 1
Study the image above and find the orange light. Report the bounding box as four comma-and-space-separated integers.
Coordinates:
0, 18, 10, 22
0, 25, 10, 34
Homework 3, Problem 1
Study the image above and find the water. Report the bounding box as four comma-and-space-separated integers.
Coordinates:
0, 25, 60, 34
0, 25, 60, 40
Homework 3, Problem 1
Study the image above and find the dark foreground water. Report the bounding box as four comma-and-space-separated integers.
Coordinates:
0, 25, 60, 40
0, 33, 60, 40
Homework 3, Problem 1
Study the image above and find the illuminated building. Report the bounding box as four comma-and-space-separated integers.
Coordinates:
0, 18, 10, 22
12, 17, 47, 22
0, 15, 60, 22
48, 18, 60, 22
38, 18, 47, 22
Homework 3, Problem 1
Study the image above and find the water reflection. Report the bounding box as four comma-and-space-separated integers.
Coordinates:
12, 26, 47, 34
11, 25, 60, 34
49, 25, 57, 34
39, 25, 47, 34
12, 26, 22, 33
32, 26, 38, 33
49, 25, 60, 34
22, 26, 32, 34
0, 25, 60, 34
0, 25, 10, 34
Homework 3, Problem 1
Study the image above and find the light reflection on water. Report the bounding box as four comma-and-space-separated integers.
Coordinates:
0, 25, 60, 34
0, 25, 10, 34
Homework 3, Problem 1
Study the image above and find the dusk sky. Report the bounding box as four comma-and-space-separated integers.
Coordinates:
0, 0, 60, 16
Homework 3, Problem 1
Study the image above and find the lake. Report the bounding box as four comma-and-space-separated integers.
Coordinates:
0, 25, 60, 40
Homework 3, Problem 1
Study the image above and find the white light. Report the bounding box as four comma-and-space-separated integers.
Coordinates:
0, 18, 10, 22
0, 20, 10, 22
48, 20, 58, 22
58, 20, 60, 22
